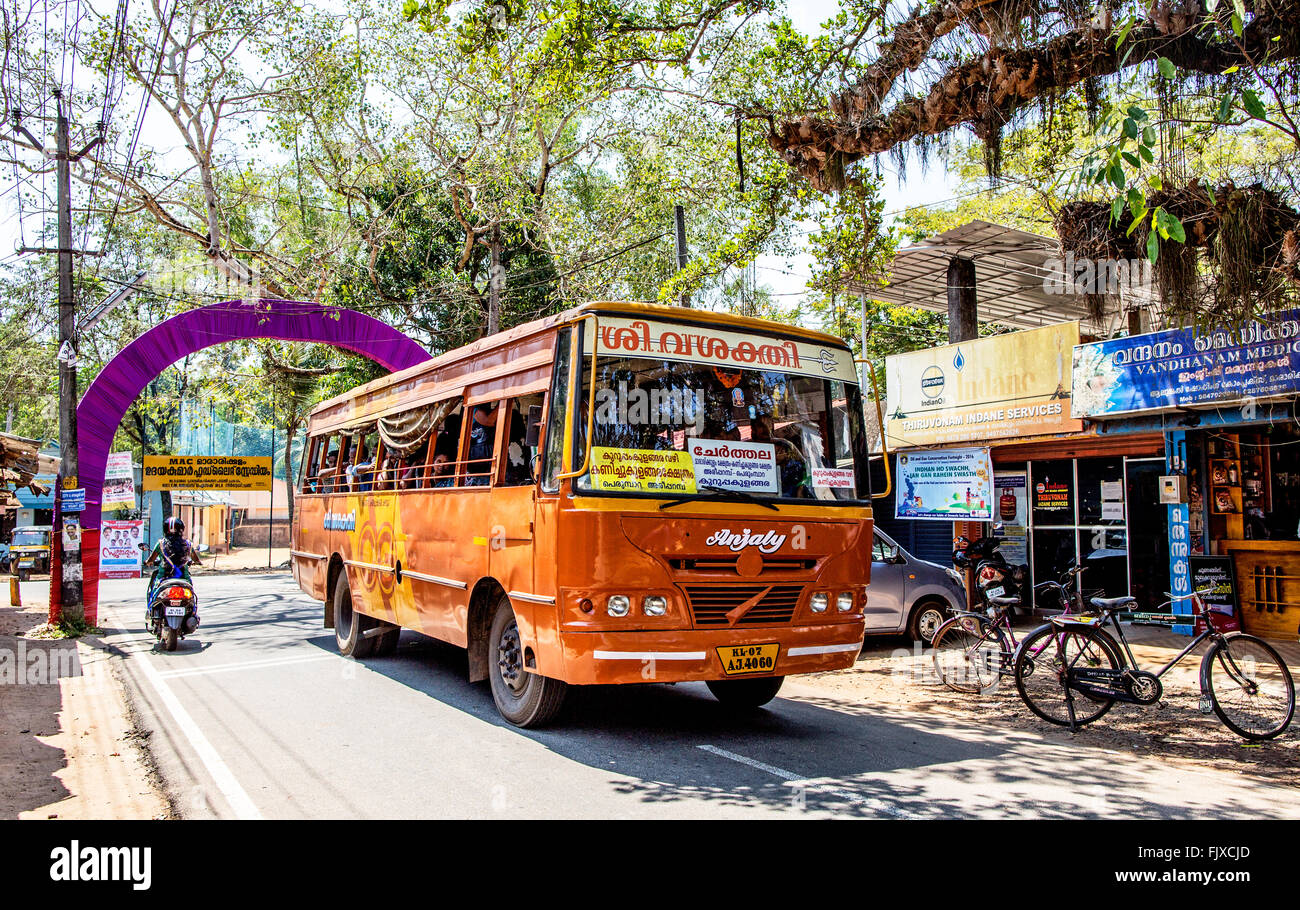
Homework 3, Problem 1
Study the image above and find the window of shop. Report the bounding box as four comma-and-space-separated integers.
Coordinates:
1028, 457, 1131, 602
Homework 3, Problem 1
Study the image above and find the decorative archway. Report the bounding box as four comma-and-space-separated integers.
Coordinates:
71, 298, 432, 622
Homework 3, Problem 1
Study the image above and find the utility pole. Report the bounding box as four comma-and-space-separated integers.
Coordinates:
674, 205, 690, 308
12, 93, 102, 621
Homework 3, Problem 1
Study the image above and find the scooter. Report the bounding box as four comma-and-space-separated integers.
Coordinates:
952, 532, 1030, 614
144, 548, 200, 652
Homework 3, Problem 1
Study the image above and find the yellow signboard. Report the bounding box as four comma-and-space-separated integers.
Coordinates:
587, 447, 697, 494
884, 322, 1084, 448
143, 455, 274, 491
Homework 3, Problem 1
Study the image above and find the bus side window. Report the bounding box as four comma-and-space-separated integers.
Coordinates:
463, 402, 500, 486
427, 404, 463, 489
500, 393, 545, 487
301, 437, 324, 494
348, 428, 380, 492
541, 327, 572, 493
318, 435, 344, 493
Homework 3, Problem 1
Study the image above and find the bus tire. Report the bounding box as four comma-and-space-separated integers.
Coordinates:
487, 597, 567, 728
706, 676, 784, 708
334, 572, 377, 659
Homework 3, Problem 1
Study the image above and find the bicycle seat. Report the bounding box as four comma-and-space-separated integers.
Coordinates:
987, 595, 1020, 606
1090, 595, 1136, 610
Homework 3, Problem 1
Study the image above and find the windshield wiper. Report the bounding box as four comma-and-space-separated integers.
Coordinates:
659, 484, 779, 511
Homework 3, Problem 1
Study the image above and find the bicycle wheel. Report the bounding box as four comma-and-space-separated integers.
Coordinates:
1013, 623, 1124, 727
932, 614, 1009, 694
1201, 634, 1295, 740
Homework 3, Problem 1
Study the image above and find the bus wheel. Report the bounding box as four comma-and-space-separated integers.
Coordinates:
706, 676, 784, 708
488, 597, 566, 728
334, 573, 377, 659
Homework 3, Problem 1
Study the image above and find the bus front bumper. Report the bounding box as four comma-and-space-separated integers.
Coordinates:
556, 622, 865, 685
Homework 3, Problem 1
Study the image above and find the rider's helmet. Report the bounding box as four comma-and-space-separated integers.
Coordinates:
164, 516, 185, 537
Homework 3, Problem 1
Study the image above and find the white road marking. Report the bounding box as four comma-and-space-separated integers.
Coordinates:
697, 744, 921, 819
101, 601, 263, 819
156, 653, 338, 679
132, 646, 264, 820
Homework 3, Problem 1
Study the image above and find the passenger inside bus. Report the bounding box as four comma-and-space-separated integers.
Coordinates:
318, 448, 340, 492
348, 435, 377, 492
466, 404, 498, 485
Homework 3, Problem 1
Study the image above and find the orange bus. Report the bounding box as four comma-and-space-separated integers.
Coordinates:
291, 302, 874, 726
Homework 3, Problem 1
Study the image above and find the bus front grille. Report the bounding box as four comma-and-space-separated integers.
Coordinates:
683, 585, 804, 626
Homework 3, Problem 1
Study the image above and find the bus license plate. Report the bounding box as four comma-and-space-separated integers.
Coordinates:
717, 643, 779, 676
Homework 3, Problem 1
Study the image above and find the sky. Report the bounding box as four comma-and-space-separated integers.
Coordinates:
0, 0, 962, 311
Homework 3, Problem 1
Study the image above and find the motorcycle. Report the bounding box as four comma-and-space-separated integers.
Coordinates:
143, 546, 200, 652
952, 531, 1030, 615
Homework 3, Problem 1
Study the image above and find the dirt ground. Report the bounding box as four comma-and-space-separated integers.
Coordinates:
0, 602, 171, 820
799, 623, 1300, 788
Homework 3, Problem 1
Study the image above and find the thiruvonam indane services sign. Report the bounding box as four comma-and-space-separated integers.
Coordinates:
143, 455, 273, 491
1072, 308, 1300, 417
885, 322, 1083, 447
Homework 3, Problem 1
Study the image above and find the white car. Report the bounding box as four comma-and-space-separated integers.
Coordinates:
865, 529, 967, 643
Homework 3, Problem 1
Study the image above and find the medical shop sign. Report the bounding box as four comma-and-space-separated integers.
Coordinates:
1073, 307, 1300, 417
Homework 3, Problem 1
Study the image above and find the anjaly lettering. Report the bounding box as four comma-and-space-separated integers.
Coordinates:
705, 528, 787, 554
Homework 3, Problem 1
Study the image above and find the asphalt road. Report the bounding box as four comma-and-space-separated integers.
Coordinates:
95, 573, 1300, 820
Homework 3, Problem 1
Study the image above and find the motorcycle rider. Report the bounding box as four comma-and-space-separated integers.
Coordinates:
144, 517, 203, 620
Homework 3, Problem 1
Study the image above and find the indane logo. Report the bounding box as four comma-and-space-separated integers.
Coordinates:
595, 381, 705, 433
705, 528, 787, 554
324, 511, 357, 531
50, 841, 151, 890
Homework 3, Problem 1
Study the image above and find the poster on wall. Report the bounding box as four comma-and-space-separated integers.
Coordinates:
896, 448, 993, 521
99, 519, 146, 579
103, 451, 136, 511
993, 472, 1028, 565
1189, 556, 1242, 633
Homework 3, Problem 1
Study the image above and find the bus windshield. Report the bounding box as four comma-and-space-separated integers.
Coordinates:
577, 355, 869, 502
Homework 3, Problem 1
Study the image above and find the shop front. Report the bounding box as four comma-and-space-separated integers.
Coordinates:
1073, 308, 1300, 638
884, 322, 1166, 609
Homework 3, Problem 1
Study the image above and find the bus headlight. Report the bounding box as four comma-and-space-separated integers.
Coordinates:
607, 595, 631, 617
810, 592, 828, 613
836, 592, 854, 612
643, 595, 667, 616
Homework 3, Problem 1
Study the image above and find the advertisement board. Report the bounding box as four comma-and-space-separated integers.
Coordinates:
99, 519, 146, 579
993, 472, 1028, 565
143, 455, 273, 491
885, 322, 1083, 447
591, 315, 860, 384
1072, 308, 1300, 417
895, 448, 994, 521
103, 451, 136, 510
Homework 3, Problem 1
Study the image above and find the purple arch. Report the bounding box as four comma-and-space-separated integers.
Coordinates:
73, 299, 430, 621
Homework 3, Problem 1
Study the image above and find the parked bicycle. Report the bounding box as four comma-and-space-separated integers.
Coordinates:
932, 566, 1088, 694
1013, 588, 1296, 740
